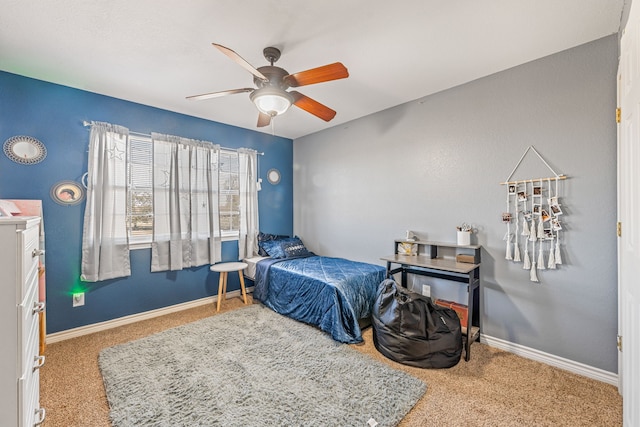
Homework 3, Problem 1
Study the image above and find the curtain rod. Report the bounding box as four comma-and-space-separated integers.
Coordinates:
82, 121, 264, 155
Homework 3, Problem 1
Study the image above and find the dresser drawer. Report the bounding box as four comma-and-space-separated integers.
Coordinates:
19, 362, 43, 427
19, 324, 44, 427
21, 317, 42, 378
19, 278, 42, 371
19, 261, 40, 305
19, 226, 41, 300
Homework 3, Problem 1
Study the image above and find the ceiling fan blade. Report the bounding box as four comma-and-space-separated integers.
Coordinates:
257, 112, 272, 127
290, 91, 337, 122
186, 88, 253, 101
284, 63, 349, 87
212, 43, 268, 81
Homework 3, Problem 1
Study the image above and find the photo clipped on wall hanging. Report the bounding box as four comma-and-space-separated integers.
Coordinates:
550, 202, 563, 216
51, 181, 85, 205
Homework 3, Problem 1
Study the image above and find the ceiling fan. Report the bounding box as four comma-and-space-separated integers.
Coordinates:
187, 43, 349, 127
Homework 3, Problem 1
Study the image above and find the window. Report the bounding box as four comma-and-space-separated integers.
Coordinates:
125, 140, 241, 246
219, 150, 240, 238
128, 135, 153, 245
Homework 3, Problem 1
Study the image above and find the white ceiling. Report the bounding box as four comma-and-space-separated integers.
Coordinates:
0, 0, 625, 140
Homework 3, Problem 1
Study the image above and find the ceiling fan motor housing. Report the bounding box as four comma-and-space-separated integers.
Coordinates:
254, 66, 289, 90
254, 46, 291, 91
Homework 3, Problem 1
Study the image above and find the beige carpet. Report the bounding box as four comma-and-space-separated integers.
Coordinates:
40, 296, 622, 426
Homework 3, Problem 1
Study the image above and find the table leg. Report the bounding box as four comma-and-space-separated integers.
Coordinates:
222, 272, 228, 296
216, 272, 226, 312
238, 271, 248, 304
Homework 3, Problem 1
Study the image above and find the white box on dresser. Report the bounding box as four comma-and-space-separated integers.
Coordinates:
0, 217, 46, 427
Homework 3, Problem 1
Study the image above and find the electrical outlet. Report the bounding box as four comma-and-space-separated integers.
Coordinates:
422, 284, 431, 297
73, 292, 85, 307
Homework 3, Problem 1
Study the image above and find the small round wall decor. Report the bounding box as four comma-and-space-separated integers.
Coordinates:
267, 168, 281, 185
3, 135, 47, 165
51, 181, 85, 205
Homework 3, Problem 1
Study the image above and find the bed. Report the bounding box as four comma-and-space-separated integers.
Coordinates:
245, 235, 386, 344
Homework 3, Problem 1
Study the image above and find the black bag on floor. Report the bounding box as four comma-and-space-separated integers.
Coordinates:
372, 279, 462, 368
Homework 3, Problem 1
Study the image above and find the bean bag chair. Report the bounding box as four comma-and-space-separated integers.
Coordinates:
372, 279, 462, 368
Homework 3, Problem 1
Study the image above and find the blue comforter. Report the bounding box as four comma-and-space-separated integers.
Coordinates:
253, 255, 386, 344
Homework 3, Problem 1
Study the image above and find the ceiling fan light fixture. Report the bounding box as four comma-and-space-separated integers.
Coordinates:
250, 87, 293, 116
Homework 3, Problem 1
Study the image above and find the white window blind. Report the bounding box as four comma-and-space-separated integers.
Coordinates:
219, 150, 240, 237
128, 135, 153, 244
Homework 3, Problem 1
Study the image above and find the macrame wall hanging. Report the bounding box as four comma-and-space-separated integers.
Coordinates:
501, 146, 567, 283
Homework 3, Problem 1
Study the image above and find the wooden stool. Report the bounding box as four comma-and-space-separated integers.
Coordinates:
210, 262, 248, 312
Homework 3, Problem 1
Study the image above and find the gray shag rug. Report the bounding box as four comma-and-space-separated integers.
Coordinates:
99, 304, 426, 427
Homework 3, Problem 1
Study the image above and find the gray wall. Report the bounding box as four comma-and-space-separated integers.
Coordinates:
293, 35, 618, 373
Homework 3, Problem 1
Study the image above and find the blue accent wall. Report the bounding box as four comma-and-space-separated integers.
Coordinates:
0, 71, 293, 333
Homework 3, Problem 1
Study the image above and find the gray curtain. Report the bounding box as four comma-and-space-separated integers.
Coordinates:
237, 148, 259, 259
151, 133, 221, 272
81, 122, 131, 281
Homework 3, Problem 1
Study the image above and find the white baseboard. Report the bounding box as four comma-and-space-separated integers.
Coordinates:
46, 287, 253, 344
481, 334, 618, 386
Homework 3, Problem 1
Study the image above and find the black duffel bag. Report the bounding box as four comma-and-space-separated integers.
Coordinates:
372, 279, 462, 368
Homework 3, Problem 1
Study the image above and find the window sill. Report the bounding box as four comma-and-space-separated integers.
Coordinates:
128, 234, 238, 250
130, 241, 151, 250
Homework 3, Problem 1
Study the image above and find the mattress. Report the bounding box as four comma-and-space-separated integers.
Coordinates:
243, 255, 270, 280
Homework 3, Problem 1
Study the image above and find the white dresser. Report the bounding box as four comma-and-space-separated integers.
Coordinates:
0, 217, 46, 426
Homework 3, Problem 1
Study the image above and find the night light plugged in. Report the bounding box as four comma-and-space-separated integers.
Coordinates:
72, 292, 85, 307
